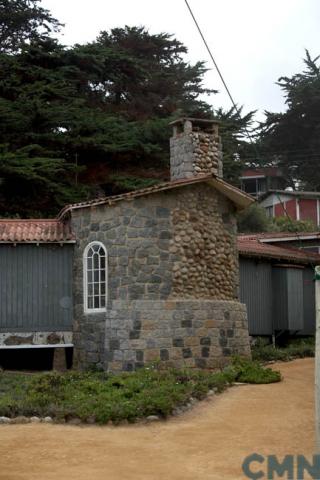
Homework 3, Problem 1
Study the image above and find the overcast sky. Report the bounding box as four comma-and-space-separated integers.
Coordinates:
41, 0, 320, 122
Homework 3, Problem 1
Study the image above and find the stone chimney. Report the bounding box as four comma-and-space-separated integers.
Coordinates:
169, 117, 223, 181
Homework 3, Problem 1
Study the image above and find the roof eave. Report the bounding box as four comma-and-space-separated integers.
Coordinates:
238, 250, 317, 265
58, 174, 255, 219
207, 177, 255, 210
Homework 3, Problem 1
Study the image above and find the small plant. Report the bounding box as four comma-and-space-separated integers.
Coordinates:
231, 356, 281, 384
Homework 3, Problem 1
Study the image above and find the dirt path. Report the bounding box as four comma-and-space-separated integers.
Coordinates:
0, 358, 315, 480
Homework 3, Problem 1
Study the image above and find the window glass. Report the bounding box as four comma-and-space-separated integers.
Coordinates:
84, 242, 107, 312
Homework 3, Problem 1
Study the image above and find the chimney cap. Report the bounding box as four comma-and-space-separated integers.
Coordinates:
169, 117, 220, 127
169, 117, 219, 135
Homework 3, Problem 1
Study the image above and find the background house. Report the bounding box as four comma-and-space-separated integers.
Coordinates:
240, 167, 287, 198
259, 190, 320, 225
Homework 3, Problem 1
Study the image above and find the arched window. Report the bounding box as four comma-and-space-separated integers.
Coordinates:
83, 242, 107, 313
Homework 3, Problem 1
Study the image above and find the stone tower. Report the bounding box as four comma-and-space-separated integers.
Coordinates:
169, 117, 223, 181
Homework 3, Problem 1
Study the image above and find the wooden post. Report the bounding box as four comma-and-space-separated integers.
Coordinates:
315, 265, 320, 451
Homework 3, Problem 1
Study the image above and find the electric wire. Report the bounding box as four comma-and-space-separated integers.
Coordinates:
184, 0, 317, 264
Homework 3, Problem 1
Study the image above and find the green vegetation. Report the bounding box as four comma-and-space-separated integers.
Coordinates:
0, 15, 214, 216
0, 0, 256, 217
0, 358, 280, 424
252, 337, 315, 362
237, 204, 272, 233
229, 356, 281, 384
109, 175, 160, 192
259, 50, 320, 191
0, 0, 62, 54
272, 216, 316, 233
237, 203, 317, 233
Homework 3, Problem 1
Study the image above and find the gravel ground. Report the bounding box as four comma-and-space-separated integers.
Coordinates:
0, 358, 315, 480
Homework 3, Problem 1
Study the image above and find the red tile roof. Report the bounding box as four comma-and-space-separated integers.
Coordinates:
58, 174, 254, 219
238, 235, 320, 264
0, 220, 75, 243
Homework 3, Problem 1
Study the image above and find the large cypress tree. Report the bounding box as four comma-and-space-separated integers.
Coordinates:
0, 0, 61, 53
0, 2, 256, 216
0, 20, 216, 215
259, 50, 320, 190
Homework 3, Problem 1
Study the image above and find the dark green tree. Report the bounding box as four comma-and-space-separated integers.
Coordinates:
76, 26, 214, 120
0, 24, 217, 215
214, 106, 256, 186
259, 50, 320, 190
0, 0, 61, 53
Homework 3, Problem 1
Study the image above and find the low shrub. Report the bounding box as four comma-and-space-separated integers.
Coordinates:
230, 356, 281, 384
0, 359, 281, 424
252, 337, 315, 362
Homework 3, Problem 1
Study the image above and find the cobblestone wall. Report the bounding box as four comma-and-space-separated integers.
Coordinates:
170, 130, 223, 180
171, 186, 238, 299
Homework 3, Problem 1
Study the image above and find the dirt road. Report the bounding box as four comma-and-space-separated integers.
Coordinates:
0, 358, 315, 480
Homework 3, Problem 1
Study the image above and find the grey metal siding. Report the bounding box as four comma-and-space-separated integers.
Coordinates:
272, 267, 288, 331
239, 259, 273, 335
302, 268, 315, 335
0, 244, 73, 332
273, 267, 304, 331
287, 268, 304, 331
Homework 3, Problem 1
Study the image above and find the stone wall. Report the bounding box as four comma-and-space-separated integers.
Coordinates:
170, 186, 238, 299
170, 131, 223, 180
70, 182, 244, 369
105, 300, 250, 371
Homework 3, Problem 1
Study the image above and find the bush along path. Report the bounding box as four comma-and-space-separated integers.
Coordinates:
0, 357, 281, 425
252, 337, 315, 363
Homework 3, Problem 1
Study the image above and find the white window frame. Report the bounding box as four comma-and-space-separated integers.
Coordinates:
83, 241, 107, 314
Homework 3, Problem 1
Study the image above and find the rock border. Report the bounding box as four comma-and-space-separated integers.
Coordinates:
0, 388, 219, 426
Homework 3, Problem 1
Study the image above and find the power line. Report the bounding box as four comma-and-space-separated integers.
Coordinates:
184, 0, 258, 152
184, 0, 237, 111
184, 0, 317, 263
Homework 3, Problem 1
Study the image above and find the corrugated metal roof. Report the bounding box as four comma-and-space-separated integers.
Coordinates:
0, 220, 75, 244
58, 174, 254, 219
238, 236, 320, 264
240, 167, 282, 178
239, 232, 320, 242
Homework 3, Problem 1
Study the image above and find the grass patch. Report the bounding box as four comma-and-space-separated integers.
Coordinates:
252, 337, 315, 363
0, 358, 281, 424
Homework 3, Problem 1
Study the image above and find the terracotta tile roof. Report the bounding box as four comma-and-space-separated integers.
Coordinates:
0, 220, 75, 244
58, 174, 254, 219
238, 236, 320, 264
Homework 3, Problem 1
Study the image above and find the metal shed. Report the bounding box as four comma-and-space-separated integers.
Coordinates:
238, 235, 319, 337
239, 258, 273, 335
272, 265, 304, 332
0, 220, 75, 349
